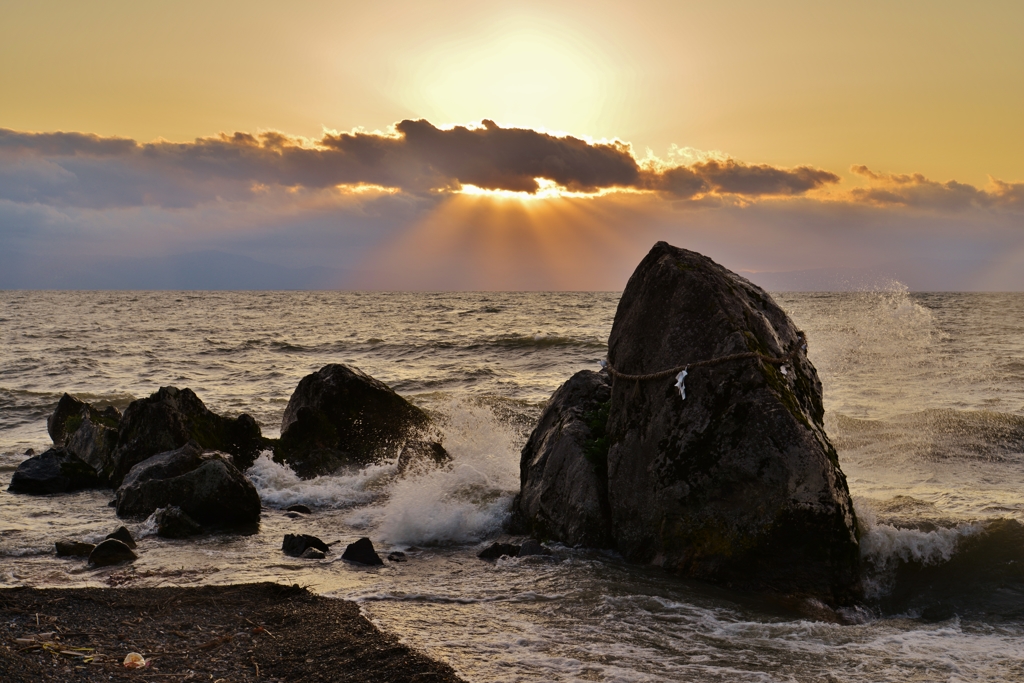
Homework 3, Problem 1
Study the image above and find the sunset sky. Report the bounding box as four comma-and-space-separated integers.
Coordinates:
2, 0, 1022, 290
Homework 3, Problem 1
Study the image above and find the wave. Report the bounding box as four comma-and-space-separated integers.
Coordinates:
832, 409, 1024, 462
857, 499, 1024, 619
484, 333, 605, 349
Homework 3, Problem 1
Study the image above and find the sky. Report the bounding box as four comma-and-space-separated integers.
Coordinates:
1, 0, 1022, 290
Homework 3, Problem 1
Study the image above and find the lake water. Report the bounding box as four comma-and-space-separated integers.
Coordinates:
2, 288, 1024, 682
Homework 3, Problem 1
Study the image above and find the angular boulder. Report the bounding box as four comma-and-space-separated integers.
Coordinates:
275, 364, 430, 478
603, 242, 860, 601
515, 369, 613, 548
48, 393, 121, 483
105, 525, 137, 549
341, 537, 383, 566
7, 448, 102, 494
110, 386, 265, 487
115, 441, 261, 530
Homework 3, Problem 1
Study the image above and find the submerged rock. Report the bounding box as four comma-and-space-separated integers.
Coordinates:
88, 538, 137, 567
115, 441, 261, 530
387, 551, 407, 563
396, 440, 451, 475
110, 386, 264, 487
599, 242, 860, 601
477, 542, 520, 561
275, 364, 430, 478
55, 540, 95, 557
8, 448, 102, 494
154, 506, 203, 538
515, 369, 613, 548
282, 533, 330, 557
285, 504, 312, 515
517, 539, 551, 557
48, 393, 121, 484
341, 537, 383, 566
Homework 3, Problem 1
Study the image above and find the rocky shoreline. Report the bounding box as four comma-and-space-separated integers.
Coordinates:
0, 583, 464, 682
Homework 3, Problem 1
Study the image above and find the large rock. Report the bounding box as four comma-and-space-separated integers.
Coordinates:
110, 386, 265, 487
115, 441, 261, 529
514, 369, 614, 548
7, 448, 102, 494
47, 393, 121, 483
275, 364, 430, 478
603, 242, 860, 601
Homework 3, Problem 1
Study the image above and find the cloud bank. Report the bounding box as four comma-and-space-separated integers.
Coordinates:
2, 119, 1023, 290
0, 120, 843, 209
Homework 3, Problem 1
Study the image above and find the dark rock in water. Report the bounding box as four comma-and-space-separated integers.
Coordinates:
387, 551, 407, 562
282, 533, 330, 557
477, 542, 521, 561
517, 539, 550, 557
341, 537, 383, 566
300, 547, 326, 560
514, 369, 613, 548
8, 448, 102, 494
105, 525, 137, 549
396, 440, 451, 475
286, 504, 312, 514
55, 540, 95, 557
110, 386, 265, 487
24, 448, 35, 456
115, 441, 261, 529
154, 506, 203, 538
88, 538, 137, 567
48, 393, 121, 484
601, 242, 859, 601
275, 364, 430, 479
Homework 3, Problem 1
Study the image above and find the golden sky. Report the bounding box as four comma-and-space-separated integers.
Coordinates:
1, 1, 1023, 289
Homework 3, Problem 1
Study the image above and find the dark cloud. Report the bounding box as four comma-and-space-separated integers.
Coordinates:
642, 159, 839, 199
850, 165, 1024, 211
0, 120, 845, 209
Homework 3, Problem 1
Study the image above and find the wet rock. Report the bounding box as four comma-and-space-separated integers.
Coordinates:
341, 537, 383, 566
396, 440, 451, 475
387, 551, 407, 562
282, 533, 330, 557
115, 441, 261, 530
105, 526, 137, 549
300, 547, 326, 560
286, 504, 312, 514
110, 386, 265, 487
275, 364, 430, 478
88, 538, 137, 567
477, 542, 521, 561
48, 393, 121, 484
24, 448, 35, 456
55, 540, 95, 557
517, 539, 551, 557
514, 369, 613, 548
7, 448, 102, 494
154, 506, 203, 538
603, 242, 860, 601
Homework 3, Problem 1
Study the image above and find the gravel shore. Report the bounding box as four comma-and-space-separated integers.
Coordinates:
0, 582, 464, 682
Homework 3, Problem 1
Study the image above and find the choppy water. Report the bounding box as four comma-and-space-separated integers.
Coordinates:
2, 288, 1024, 682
